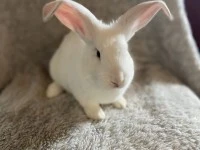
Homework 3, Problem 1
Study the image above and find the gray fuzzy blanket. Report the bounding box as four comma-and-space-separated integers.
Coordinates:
1, 0, 200, 149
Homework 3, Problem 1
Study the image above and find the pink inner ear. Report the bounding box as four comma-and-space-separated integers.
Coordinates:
137, 5, 160, 31
55, 4, 85, 36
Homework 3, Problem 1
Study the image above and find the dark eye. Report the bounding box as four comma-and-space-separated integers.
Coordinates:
96, 49, 101, 59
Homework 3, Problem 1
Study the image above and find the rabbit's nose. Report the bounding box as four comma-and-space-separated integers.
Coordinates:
111, 72, 125, 88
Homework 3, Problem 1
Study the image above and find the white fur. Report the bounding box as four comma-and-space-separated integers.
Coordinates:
46, 82, 63, 98
43, 0, 172, 119
48, 31, 133, 120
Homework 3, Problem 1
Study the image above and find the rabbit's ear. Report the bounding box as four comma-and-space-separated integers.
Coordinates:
43, 0, 98, 41
115, 1, 173, 41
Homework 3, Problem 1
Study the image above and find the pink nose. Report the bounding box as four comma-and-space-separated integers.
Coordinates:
111, 72, 125, 88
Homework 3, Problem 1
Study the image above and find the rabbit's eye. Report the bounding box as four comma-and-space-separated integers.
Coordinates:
96, 49, 101, 59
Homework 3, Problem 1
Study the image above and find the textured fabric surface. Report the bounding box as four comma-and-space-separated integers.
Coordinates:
1, 0, 200, 149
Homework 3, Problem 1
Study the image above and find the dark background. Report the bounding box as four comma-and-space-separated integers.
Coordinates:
185, 0, 200, 49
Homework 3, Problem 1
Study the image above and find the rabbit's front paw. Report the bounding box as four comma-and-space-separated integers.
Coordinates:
46, 82, 63, 98
83, 103, 105, 120
113, 97, 127, 109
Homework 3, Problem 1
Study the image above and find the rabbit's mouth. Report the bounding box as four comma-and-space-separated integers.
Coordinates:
110, 80, 125, 89
95, 74, 128, 90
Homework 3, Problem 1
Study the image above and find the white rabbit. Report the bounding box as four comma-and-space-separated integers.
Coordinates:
43, 0, 173, 120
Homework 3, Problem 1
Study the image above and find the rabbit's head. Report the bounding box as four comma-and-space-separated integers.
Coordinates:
43, 0, 172, 89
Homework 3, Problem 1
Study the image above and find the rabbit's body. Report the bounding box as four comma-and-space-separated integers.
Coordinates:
49, 32, 83, 95
49, 32, 127, 105
43, 0, 172, 119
